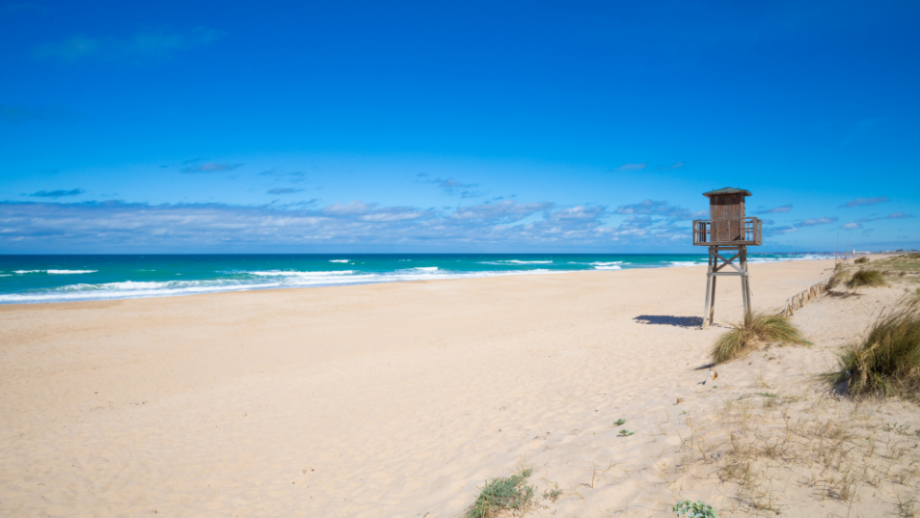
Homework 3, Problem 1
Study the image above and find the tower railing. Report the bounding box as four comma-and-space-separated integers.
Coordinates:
692, 217, 762, 246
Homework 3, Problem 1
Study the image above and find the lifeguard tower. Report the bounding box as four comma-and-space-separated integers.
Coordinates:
692, 188, 763, 328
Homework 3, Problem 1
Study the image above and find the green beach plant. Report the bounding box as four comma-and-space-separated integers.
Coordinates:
614, 418, 626, 426
827, 263, 849, 289
673, 500, 718, 517
846, 269, 887, 289
711, 312, 810, 364
823, 306, 920, 400
855, 256, 870, 264
542, 487, 562, 503
465, 468, 534, 518
828, 269, 848, 289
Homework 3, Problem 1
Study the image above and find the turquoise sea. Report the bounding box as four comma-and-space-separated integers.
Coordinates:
0, 253, 831, 304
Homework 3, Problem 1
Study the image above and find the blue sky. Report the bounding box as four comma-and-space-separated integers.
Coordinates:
1, 0, 918, 253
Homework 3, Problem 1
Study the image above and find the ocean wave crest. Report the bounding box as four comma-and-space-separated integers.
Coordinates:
245, 270, 355, 277
479, 260, 553, 265
0, 268, 572, 304
13, 269, 97, 274
669, 261, 706, 267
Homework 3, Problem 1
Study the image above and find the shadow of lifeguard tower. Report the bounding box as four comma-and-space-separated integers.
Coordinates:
692, 188, 763, 328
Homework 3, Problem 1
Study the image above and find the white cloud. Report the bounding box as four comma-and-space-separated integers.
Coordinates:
798, 216, 838, 227
840, 196, 889, 208
450, 200, 551, 222
756, 204, 792, 214
33, 27, 224, 61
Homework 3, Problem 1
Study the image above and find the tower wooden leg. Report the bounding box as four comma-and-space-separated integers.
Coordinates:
703, 274, 712, 328
741, 276, 750, 318
745, 277, 753, 316
741, 248, 752, 318
709, 276, 717, 325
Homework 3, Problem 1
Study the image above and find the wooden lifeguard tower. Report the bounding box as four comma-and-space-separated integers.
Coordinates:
692, 188, 763, 328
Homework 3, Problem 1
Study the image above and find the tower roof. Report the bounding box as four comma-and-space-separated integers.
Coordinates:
702, 187, 752, 198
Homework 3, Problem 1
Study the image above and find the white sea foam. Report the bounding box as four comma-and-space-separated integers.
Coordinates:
666, 254, 833, 268
747, 257, 783, 264
0, 253, 842, 305
246, 270, 355, 277
329, 259, 350, 263
96, 281, 168, 290
479, 260, 553, 265
0, 267, 575, 304
13, 269, 97, 274
669, 261, 706, 267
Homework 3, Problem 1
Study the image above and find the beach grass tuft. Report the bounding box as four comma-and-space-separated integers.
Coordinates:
712, 312, 810, 364
847, 269, 887, 289
855, 256, 870, 264
828, 266, 849, 289
875, 253, 920, 273
823, 306, 920, 400
465, 468, 534, 518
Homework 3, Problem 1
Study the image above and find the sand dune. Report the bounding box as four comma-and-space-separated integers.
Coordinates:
2, 259, 918, 517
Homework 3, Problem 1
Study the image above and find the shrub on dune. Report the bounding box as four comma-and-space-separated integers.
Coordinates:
846, 269, 887, 289
824, 306, 920, 400
711, 312, 811, 364
855, 256, 869, 264
827, 266, 849, 289
466, 468, 534, 518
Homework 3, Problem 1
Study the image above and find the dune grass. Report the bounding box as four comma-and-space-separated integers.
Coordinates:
824, 306, 920, 400
874, 253, 920, 273
465, 468, 534, 518
846, 269, 887, 289
855, 256, 870, 264
712, 312, 811, 364
828, 265, 849, 289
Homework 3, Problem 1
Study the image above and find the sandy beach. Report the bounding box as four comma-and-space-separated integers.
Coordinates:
2, 258, 919, 517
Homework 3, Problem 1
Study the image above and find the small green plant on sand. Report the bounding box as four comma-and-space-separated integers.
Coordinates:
614, 418, 626, 426
855, 256, 870, 264
673, 500, 718, 517
618, 429, 634, 436
846, 269, 887, 289
542, 487, 562, 503
465, 468, 534, 518
711, 311, 810, 364
823, 306, 920, 400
